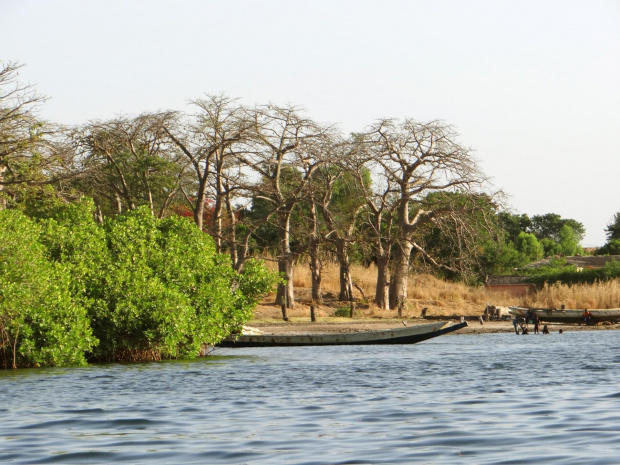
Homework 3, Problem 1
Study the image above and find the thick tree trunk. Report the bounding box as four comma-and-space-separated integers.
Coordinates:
335, 238, 353, 302
275, 211, 295, 309
233, 238, 250, 272
374, 250, 390, 310
228, 212, 238, 269
309, 237, 322, 305
308, 202, 322, 305
389, 241, 413, 316
213, 201, 223, 253
212, 168, 224, 253
194, 189, 206, 232
193, 167, 209, 232
275, 256, 295, 309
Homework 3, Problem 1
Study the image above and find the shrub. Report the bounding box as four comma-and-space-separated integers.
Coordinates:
333, 306, 351, 317
0, 209, 96, 368
597, 239, 620, 256
1, 200, 278, 367
41, 203, 278, 362
527, 260, 620, 287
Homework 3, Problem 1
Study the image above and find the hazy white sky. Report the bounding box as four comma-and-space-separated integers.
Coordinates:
2, 0, 619, 246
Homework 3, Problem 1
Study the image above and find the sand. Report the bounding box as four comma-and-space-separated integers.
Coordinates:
248, 319, 620, 336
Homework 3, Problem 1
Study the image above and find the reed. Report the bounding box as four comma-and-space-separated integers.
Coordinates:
519, 280, 620, 309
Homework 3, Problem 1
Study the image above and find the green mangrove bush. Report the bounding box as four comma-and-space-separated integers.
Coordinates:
0, 209, 96, 368
1, 201, 278, 367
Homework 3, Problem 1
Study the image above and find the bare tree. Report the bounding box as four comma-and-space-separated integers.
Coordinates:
73, 112, 185, 219
163, 95, 252, 245
361, 118, 489, 314
350, 152, 396, 310
314, 143, 367, 304
242, 104, 331, 311
0, 61, 74, 208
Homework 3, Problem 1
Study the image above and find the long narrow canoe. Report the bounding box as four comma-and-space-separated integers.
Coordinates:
509, 306, 620, 324
217, 321, 468, 347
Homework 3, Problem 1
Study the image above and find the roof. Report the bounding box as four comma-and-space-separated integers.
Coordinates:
485, 276, 531, 285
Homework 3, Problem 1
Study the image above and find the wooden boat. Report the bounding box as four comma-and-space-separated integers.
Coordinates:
509, 306, 620, 324
217, 320, 467, 347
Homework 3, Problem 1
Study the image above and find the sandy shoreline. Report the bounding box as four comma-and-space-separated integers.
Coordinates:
248, 319, 620, 335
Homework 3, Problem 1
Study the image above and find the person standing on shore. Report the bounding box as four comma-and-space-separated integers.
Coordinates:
533, 315, 540, 334
582, 309, 592, 325
525, 309, 534, 325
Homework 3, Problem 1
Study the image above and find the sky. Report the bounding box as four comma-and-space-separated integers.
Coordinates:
2, 0, 619, 246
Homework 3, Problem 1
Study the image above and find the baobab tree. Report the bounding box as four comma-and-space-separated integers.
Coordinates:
314, 149, 368, 303
350, 153, 396, 310
164, 95, 252, 245
242, 104, 331, 312
360, 118, 490, 314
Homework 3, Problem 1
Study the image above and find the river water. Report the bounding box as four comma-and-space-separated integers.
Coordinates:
2, 330, 620, 464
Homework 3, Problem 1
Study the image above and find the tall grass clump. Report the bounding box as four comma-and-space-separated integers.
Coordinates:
520, 279, 620, 309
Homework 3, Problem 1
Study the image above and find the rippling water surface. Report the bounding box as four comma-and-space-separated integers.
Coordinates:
2, 331, 620, 464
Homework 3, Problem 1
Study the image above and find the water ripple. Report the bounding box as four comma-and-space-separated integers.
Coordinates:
2, 331, 620, 463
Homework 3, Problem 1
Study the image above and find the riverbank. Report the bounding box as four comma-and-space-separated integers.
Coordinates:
248, 319, 620, 335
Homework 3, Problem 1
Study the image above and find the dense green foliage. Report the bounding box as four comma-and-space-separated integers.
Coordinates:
499, 212, 584, 263
529, 213, 585, 242
526, 260, 620, 286
0, 201, 278, 368
605, 213, 620, 241
515, 232, 544, 261
596, 213, 620, 255
597, 239, 620, 256
0, 209, 96, 368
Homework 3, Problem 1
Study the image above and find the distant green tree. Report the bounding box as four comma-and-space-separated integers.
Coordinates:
314, 161, 369, 302
73, 113, 186, 220
605, 212, 620, 241
596, 239, 620, 255
516, 232, 544, 261
555, 224, 583, 256
411, 191, 505, 283
481, 240, 529, 275
498, 212, 585, 260
530, 213, 585, 242
539, 238, 558, 257
0, 61, 76, 212
1, 61, 46, 209
498, 212, 532, 243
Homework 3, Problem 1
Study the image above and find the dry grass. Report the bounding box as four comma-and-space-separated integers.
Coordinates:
256, 261, 515, 319
519, 280, 620, 309
256, 261, 620, 322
